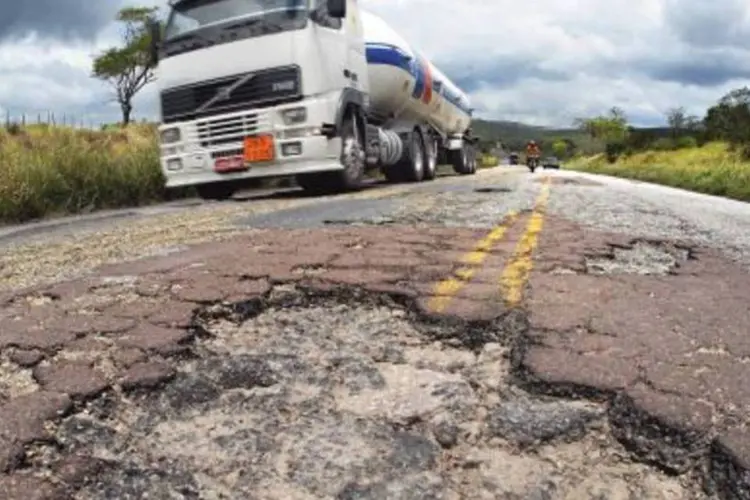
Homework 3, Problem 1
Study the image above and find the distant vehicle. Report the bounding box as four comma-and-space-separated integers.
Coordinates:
542, 156, 561, 169
508, 152, 519, 165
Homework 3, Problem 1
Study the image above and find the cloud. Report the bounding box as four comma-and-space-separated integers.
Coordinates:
663, 0, 750, 48
0, 1, 120, 41
0, 0, 749, 127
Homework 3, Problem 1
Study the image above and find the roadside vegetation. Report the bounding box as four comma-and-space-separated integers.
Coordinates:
564, 87, 750, 202
0, 123, 167, 223
572, 142, 750, 200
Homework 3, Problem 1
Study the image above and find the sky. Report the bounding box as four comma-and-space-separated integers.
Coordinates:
0, 0, 749, 128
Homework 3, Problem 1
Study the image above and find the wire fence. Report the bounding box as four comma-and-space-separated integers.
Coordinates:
2, 110, 108, 129
1, 111, 157, 130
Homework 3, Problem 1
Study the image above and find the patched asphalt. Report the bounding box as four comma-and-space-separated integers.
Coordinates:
0, 166, 749, 498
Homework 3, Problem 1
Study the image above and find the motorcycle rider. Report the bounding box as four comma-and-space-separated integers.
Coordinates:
525, 140, 541, 161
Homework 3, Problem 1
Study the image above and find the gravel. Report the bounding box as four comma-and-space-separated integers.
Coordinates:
547, 170, 750, 267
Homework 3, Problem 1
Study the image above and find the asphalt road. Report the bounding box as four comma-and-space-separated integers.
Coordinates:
1, 166, 750, 499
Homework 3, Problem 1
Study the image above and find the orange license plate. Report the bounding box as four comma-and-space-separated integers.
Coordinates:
243, 134, 275, 163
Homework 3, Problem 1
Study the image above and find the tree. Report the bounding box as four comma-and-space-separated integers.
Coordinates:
575, 108, 630, 162
551, 139, 568, 159
666, 107, 686, 138
92, 7, 160, 125
574, 107, 629, 143
703, 86, 750, 155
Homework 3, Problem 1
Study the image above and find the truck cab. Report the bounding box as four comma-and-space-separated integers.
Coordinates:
150, 0, 369, 200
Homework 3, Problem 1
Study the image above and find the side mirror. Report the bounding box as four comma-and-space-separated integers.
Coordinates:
327, 0, 346, 18
147, 19, 162, 65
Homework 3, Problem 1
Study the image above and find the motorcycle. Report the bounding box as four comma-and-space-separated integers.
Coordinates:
527, 155, 539, 173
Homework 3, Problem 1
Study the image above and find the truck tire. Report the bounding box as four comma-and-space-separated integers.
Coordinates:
467, 144, 478, 174
197, 183, 235, 201
449, 142, 473, 175
424, 136, 438, 180
383, 129, 426, 183
298, 111, 364, 195
330, 112, 366, 191
401, 129, 426, 182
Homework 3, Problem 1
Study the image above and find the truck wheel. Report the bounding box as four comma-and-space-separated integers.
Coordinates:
467, 144, 478, 175
402, 130, 426, 182
330, 112, 365, 192
424, 137, 438, 180
196, 183, 235, 201
449, 143, 471, 175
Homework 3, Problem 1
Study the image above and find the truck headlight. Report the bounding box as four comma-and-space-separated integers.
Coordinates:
160, 127, 181, 144
281, 107, 306, 125
166, 158, 182, 171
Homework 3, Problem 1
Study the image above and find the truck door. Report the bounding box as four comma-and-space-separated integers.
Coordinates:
310, 0, 349, 95
344, 0, 368, 95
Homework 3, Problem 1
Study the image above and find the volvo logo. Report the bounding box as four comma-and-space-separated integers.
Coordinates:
195, 72, 256, 113
272, 80, 295, 92
214, 85, 234, 102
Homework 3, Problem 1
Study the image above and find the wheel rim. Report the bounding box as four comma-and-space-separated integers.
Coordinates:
342, 123, 364, 180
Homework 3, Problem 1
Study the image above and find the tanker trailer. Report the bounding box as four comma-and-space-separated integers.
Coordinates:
360, 10, 478, 184
148, 0, 478, 200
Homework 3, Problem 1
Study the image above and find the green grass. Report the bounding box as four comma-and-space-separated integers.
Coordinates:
0, 123, 167, 224
566, 142, 750, 201
0, 122, 501, 225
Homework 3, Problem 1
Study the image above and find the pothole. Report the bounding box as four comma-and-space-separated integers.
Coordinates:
474, 187, 512, 193
535, 177, 601, 186
323, 216, 396, 226
55, 291, 693, 499
0, 354, 39, 399
586, 241, 690, 275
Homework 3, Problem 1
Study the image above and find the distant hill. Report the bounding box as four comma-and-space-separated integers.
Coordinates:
471, 118, 674, 154
471, 118, 591, 152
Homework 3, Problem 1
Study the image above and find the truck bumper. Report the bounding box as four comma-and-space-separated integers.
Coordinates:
157, 95, 343, 188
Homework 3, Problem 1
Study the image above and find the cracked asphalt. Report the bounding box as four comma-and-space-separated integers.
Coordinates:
1, 166, 750, 499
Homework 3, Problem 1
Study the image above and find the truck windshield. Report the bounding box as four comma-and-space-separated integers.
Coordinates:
164, 0, 307, 40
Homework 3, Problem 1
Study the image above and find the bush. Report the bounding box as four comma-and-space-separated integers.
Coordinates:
479, 155, 499, 168
675, 136, 697, 149
652, 138, 675, 150
566, 141, 750, 201
605, 141, 626, 163
0, 123, 168, 223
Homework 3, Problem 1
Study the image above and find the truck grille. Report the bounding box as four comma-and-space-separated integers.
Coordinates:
160, 65, 301, 123
197, 112, 265, 148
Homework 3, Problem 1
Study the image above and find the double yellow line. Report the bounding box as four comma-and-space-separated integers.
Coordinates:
500, 178, 551, 307
427, 210, 520, 312
427, 176, 551, 312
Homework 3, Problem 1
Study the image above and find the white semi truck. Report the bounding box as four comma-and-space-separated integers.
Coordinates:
148, 0, 478, 200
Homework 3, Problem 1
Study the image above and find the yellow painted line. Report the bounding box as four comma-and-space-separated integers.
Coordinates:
500, 176, 551, 307
427, 210, 519, 313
